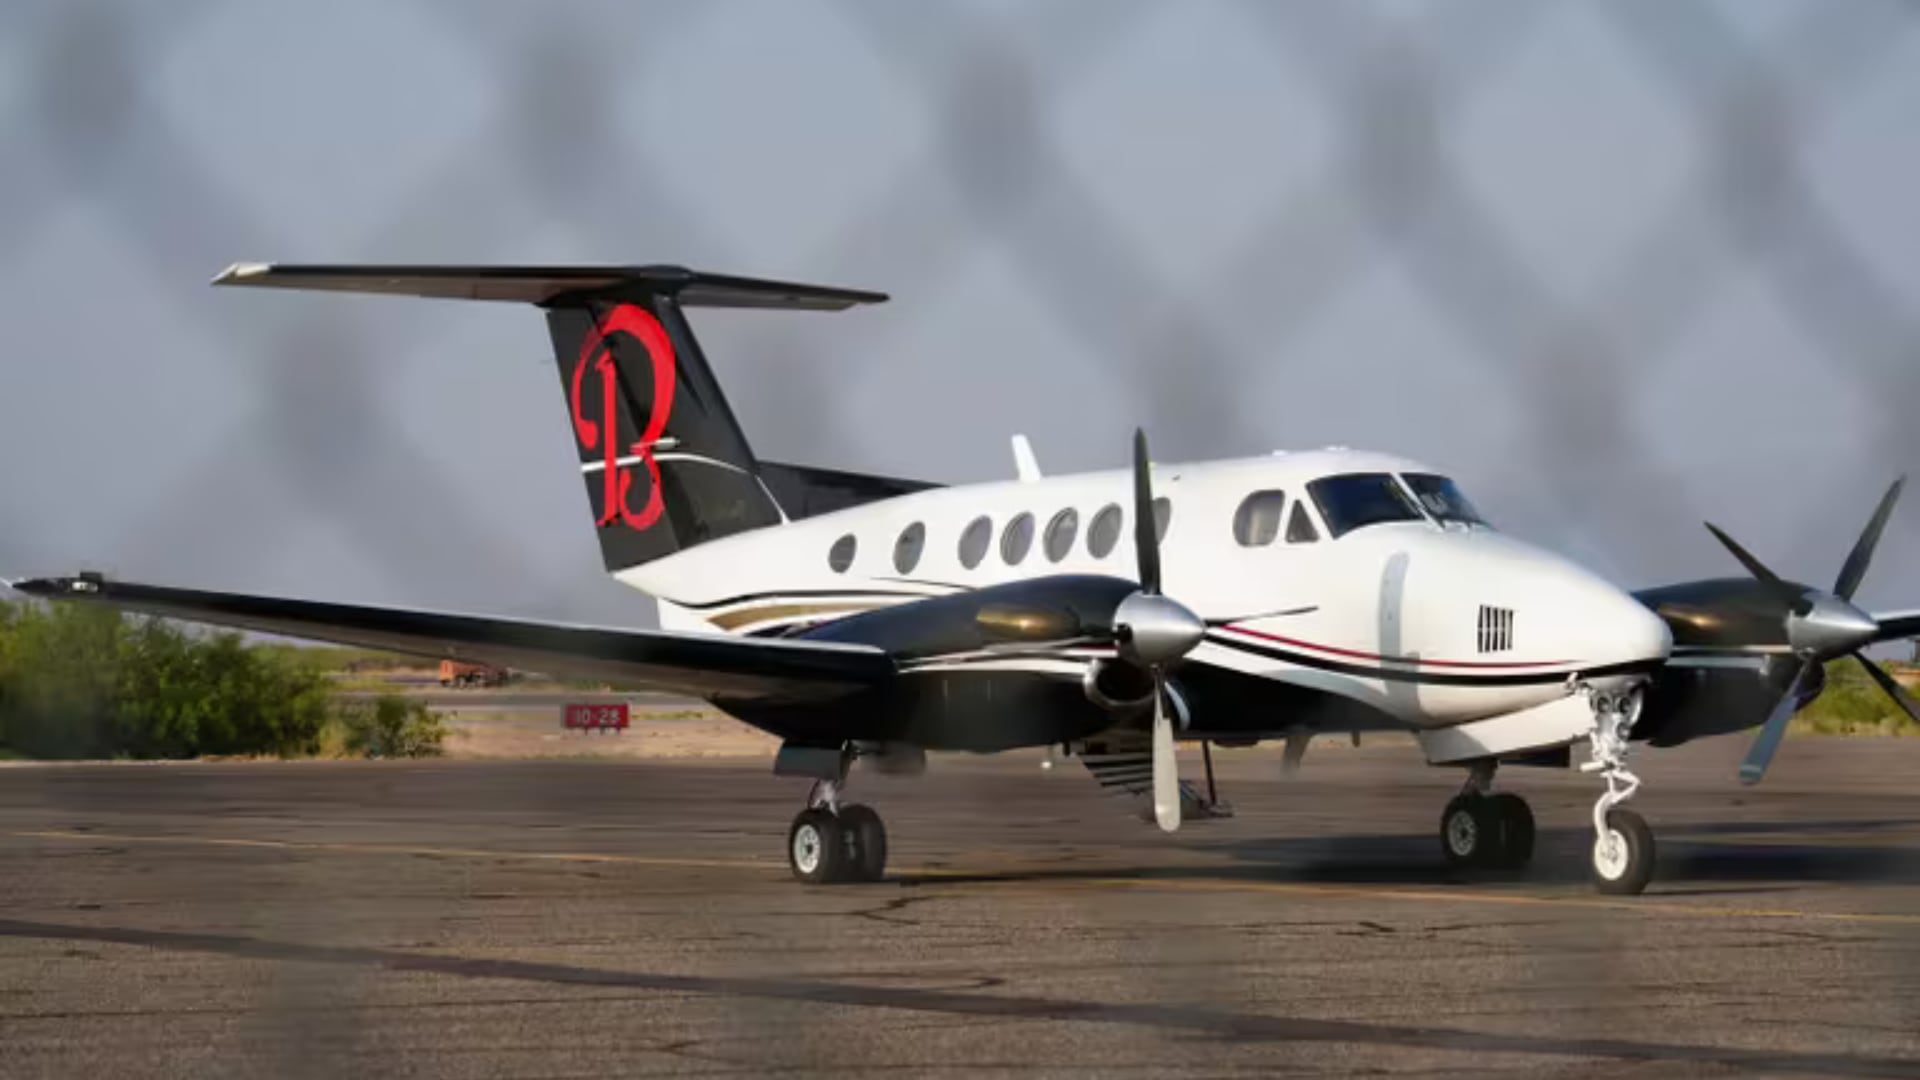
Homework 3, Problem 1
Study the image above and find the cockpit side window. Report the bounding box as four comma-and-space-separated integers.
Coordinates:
1403, 473, 1489, 528
1285, 501, 1320, 543
1231, 490, 1286, 547
1307, 473, 1424, 539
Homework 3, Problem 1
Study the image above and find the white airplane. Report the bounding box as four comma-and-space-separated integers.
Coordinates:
15, 263, 1918, 897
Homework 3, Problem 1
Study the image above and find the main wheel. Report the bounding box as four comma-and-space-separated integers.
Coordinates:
838, 804, 888, 882
788, 808, 847, 884
1439, 794, 1497, 868
1590, 808, 1655, 895
1485, 793, 1535, 870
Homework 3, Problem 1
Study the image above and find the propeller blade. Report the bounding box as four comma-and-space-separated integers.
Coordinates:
1205, 605, 1318, 628
1704, 522, 1785, 587
1851, 652, 1920, 727
1833, 476, 1905, 602
1704, 522, 1804, 608
1131, 428, 1161, 596
1740, 660, 1814, 785
1151, 676, 1181, 832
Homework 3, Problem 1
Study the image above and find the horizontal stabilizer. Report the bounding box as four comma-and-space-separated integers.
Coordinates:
7, 575, 892, 704
212, 263, 889, 310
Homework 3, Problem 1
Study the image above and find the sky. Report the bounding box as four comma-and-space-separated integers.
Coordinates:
1, 0, 1918, 630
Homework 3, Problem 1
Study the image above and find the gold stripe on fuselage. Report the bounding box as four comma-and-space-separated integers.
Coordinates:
707, 601, 881, 632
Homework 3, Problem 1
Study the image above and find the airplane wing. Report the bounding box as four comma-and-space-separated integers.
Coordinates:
5, 575, 891, 704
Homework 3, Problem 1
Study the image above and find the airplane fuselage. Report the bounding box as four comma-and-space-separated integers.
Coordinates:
618, 447, 1672, 749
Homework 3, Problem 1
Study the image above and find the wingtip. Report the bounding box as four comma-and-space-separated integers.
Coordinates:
3, 573, 103, 598
211, 262, 270, 286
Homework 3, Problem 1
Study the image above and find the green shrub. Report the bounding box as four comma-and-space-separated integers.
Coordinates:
1795, 658, 1920, 736
335, 694, 448, 759
0, 600, 332, 759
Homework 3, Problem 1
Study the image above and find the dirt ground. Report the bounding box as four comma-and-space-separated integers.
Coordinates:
440, 706, 781, 759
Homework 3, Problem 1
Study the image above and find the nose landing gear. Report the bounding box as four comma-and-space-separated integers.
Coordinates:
1580, 685, 1655, 895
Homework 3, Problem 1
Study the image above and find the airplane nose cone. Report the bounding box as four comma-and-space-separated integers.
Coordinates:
1573, 589, 1671, 693
1555, 570, 1671, 671
1788, 594, 1879, 657
1620, 593, 1674, 664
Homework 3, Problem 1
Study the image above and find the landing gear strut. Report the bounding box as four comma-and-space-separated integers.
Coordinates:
1581, 685, 1654, 895
1582, 684, 1658, 895
1437, 761, 1535, 871
786, 775, 888, 885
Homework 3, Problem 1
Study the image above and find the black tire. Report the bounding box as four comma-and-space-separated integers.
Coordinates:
837, 804, 888, 882
1590, 808, 1656, 895
1485, 793, 1535, 870
788, 808, 846, 885
1439, 794, 1497, 868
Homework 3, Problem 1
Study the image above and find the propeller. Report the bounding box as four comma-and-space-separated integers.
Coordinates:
1113, 428, 1204, 832
1702, 476, 1919, 784
972, 429, 1299, 830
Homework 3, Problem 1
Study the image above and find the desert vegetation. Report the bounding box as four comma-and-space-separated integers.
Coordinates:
0, 600, 447, 759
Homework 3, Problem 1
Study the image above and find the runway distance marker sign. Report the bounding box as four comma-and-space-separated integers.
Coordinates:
564, 703, 630, 732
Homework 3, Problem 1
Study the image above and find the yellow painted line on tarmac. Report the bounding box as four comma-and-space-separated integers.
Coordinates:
11, 829, 775, 872
15, 828, 1920, 926
1053, 873, 1920, 926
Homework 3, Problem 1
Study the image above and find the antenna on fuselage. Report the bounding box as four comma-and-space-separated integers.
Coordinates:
1011, 434, 1042, 482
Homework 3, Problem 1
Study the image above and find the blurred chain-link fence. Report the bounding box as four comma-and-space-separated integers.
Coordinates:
6, 3, 1920, 1072
4, 0, 1919, 621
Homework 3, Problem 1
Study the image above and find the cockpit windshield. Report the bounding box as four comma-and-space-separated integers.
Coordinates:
1402, 473, 1489, 528
1307, 473, 1425, 538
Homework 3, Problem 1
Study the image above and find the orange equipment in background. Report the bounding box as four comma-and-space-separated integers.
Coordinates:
439, 659, 509, 688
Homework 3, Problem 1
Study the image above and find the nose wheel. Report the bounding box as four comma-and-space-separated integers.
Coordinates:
1590, 807, 1655, 894
787, 779, 888, 884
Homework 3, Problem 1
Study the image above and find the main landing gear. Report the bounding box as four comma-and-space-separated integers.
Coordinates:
787, 777, 888, 884
1581, 686, 1654, 895
1438, 761, 1535, 871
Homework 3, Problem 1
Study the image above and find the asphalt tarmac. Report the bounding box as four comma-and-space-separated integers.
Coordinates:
3, 736, 1919, 1078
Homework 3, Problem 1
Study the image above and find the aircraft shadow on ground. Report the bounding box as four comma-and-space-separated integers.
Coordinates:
1211, 824, 1920, 889
896, 818, 1920, 892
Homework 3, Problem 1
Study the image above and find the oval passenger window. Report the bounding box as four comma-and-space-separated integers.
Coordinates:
1086, 503, 1123, 558
1043, 508, 1079, 562
1001, 512, 1035, 565
893, 522, 927, 574
958, 515, 993, 570
828, 534, 857, 573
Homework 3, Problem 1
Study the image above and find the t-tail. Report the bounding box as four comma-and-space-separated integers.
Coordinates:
213, 263, 937, 571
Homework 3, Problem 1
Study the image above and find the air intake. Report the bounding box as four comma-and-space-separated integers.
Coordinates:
1478, 606, 1513, 653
